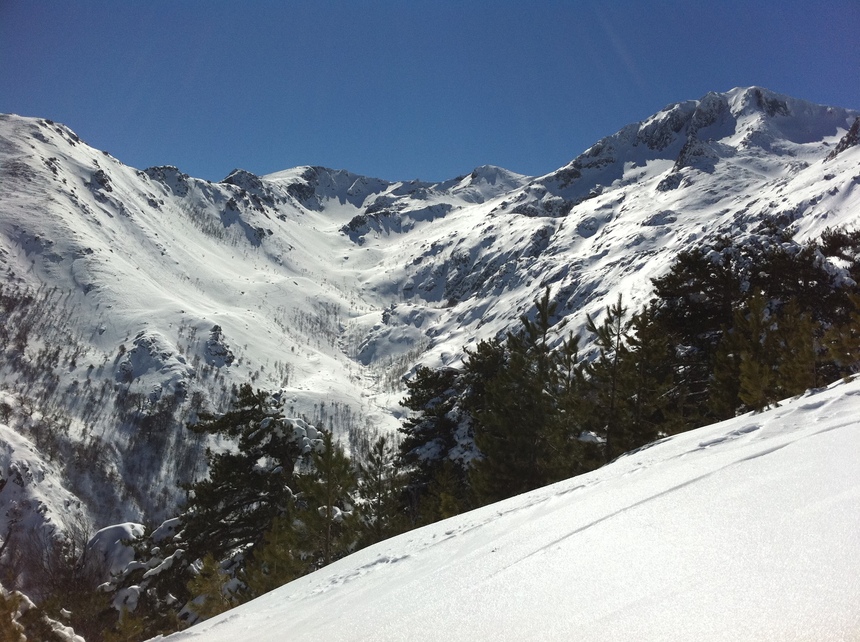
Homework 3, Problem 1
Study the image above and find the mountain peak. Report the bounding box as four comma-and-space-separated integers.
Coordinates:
0, 87, 859, 610
727, 85, 792, 117
511, 86, 858, 213
466, 165, 530, 187
221, 168, 264, 191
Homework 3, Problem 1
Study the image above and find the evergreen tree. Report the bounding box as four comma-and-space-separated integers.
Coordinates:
109, 383, 320, 636
723, 294, 819, 412
0, 585, 78, 642
625, 304, 681, 440
470, 289, 585, 503
585, 294, 634, 462
545, 333, 593, 478
398, 354, 483, 524
357, 435, 403, 546
460, 335, 507, 416
818, 227, 860, 294
107, 520, 191, 638
736, 295, 778, 412
292, 430, 360, 568
242, 515, 307, 599
399, 365, 461, 520
470, 328, 549, 502
103, 610, 148, 642
421, 460, 469, 522
774, 298, 818, 396
185, 555, 238, 622
708, 326, 743, 418
651, 223, 860, 419
651, 235, 743, 360
181, 384, 313, 559
824, 292, 860, 377
204, 429, 358, 602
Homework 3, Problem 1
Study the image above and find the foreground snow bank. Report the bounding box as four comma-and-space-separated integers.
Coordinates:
153, 379, 860, 641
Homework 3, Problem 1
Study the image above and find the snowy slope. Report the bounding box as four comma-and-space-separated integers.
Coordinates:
153, 378, 860, 642
0, 86, 858, 535
0, 417, 89, 592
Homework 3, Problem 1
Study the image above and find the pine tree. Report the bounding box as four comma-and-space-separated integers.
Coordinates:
185, 555, 238, 622
708, 327, 743, 419
103, 610, 148, 642
736, 295, 778, 412
824, 292, 860, 377
181, 384, 311, 560
585, 293, 634, 462
0, 586, 75, 642
420, 460, 469, 523
109, 382, 319, 636
545, 333, 591, 479
293, 430, 360, 568
470, 289, 585, 502
398, 338, 496, 523
243, 431, 360, 597
242, 515, 308, 599
470, 293, 552, 503
625, 304, 680, 441
357, 435, 402, 546
399, 365, 462, 521
820, 227, 860, 286
774, 298, 818, 396
651, 236, 743, 358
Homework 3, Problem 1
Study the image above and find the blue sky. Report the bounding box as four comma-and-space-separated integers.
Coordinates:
2, 1, 858, 183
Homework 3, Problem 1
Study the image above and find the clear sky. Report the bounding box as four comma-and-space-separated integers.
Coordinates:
2, 1, 858, 183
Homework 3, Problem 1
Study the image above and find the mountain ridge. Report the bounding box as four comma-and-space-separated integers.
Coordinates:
0, 85, 858, 557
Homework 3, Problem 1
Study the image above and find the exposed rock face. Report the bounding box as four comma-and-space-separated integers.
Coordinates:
0, 86, 857, 551
826, 116, 860, 161
205, 324, 235, 367
144, 165, 191, 196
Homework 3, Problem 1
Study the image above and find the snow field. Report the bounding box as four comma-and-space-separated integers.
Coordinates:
154, 378, 860, 641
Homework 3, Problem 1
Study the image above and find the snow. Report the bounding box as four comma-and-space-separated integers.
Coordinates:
143, 548, 184, 579
152, 517, 183, 542
113, 585, 141, 612
0, 421, 89, 576
0, 87, 859, 554
1, 578, 86, 641
152, 379, 860, 641
87, 522, 145, 575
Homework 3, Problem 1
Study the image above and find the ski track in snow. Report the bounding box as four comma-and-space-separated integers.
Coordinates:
1, 87, 859, 636
150, 379, 860, 641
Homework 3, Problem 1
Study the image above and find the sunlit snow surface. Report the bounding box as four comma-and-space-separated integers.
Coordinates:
1, 88, 859, 531
154, 379, 860, 642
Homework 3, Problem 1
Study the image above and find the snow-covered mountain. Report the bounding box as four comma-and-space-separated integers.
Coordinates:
154, 378, 860, 642
0, 86, 858, 547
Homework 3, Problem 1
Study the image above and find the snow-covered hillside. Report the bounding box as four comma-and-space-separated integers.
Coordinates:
153, 378, 860, 642
0, 85, 858, 538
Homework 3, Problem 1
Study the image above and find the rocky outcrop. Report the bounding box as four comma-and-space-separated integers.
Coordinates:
826, 117, 860, 161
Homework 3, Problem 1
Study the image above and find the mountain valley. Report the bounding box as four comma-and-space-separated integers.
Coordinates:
0, 87, 858, 635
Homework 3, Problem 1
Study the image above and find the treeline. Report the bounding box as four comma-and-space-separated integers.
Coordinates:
8, 223, 860, 641
1, 383, 404, 640
398, 223, 860, 521
71, 384, 403, 640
